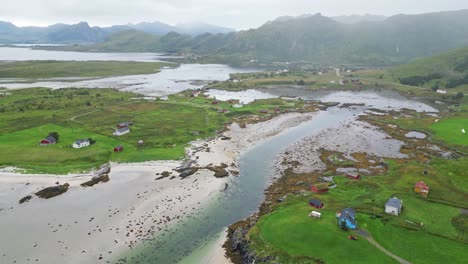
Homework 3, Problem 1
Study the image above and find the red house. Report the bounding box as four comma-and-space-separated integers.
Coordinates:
311, 182, 329, 193
211, 101, 219, 105
309, 199, 324, 209
414, 181, 430, 197
114, 145, 124, 152
346, 173, 361, 180
40, 135, 57, 145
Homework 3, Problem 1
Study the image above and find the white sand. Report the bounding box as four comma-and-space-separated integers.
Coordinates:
0, 112, 313, 264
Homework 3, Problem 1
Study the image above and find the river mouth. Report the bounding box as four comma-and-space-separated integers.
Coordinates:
116, 89, 436, 264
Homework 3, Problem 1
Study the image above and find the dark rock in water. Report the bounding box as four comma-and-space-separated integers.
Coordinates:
81, 175, 110, 187
221, 136, 231, 140
35, 183, 70, 199
19, 195, 33, 204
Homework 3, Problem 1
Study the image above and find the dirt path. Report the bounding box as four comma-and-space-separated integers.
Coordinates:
358, 230, 412, 264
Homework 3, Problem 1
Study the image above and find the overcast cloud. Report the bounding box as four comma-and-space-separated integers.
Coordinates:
2, 0, 468, 29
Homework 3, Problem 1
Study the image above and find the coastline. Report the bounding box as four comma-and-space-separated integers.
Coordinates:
0, 111, 315, 264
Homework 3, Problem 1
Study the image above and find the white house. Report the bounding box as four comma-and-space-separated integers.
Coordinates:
113, 127, 130, 136
437, 89, 447, 94
72, 139, 91, 149
385, 197, 403, 216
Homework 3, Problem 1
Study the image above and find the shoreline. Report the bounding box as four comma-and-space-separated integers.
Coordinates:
0, 111, 315, 264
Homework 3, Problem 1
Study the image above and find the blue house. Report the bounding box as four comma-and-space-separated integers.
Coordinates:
336, 207, 358, 229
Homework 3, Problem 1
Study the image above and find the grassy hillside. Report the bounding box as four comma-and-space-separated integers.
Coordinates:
0, 88, 304, 173
389, 46, 468, 89
0, 60, 171, 79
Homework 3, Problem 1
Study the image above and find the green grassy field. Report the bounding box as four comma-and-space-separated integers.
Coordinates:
0, 60, 172, 79
431, 118, 468, 146
248, 147, 468, 263
0, 88, 303, 173
249, 198, 397, 264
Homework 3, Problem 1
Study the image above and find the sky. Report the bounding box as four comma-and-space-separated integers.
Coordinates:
2, 0, 468, 30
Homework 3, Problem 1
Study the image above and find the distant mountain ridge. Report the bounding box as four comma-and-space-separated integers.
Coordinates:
0, 21, 235, 44
70, 9, 468, 66
331, 14, 388, 24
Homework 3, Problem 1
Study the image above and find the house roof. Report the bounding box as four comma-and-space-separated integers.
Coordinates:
115, 127, 130, 133
309, 199, 323, 206
385, 197, 402, 209
118, 122, 131, 127
74, 139, 89, 144
415, 181, 429, 190
339, 207, 357, 226
44, 135, 57, 142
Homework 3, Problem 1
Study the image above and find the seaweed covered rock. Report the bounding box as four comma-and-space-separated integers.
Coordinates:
80, 175, 110, 187
35, 183, 70, 199
19, 195, 33, 204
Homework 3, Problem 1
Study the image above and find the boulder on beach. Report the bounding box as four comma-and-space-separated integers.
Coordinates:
35, 183, 70, 199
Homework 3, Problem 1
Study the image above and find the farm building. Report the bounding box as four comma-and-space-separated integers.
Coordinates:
309, 199, 324, 209
211, 100, 219, 105
414, 181, 430, 197
311, 182, 329, 193
72, 139, 91, 149
40, 135, 57, 145
385, 197, 403, 216
336, 207, 358, 230
346, 173, 361, 180
113, 126, 130, 136
114, 145, 124, 152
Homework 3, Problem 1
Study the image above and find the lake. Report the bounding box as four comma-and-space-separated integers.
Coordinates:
0, 47, 258, 96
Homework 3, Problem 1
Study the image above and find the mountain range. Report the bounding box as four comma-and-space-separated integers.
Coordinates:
62, 10, 468, 66
0, 21, 234, 44
3, 10, 468, 67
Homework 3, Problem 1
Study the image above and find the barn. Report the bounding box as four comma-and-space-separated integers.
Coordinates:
311, 182, 329, 193
40, 135, 57, 145
114, 145, 124, 152
346, 173, 361, 180
414, 181, 430, 197
309, 199, 324, 209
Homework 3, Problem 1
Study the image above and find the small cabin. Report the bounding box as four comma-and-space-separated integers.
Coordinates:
113, 126, 130, 136
414, 181, 430, 197
385, 197, 403, 216
114, 145, 124, 152
346, 173, 361, 180
40, 135, 57, 145
117, 122, 132, 129
309, 211, 321, 218
309, 199, 324, 209
311, 182, 329, 193
336, 207, 358, 230
72, 139, 90, 149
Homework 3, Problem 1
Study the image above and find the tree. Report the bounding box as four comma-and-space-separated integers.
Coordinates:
455, 92, 464, 99
431, 83, 439, 92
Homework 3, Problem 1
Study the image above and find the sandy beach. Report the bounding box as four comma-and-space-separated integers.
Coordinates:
0, 112, 314, 264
